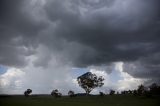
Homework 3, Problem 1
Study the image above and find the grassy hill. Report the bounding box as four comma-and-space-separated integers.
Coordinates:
0, 95, 159, 106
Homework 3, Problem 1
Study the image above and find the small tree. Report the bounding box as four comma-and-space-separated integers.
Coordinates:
150, 83, 160, 95
99, 92, 105, 96
51, 89, 62, 97
109, 90, 115, 95
68, 90, 75, 97
133, 90, 138, 96
77, 72, 104, 94
24, 89, 32, 97
137, 84, 145, 96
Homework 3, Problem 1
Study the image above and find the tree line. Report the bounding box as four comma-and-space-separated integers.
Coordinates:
24, 72, 160, 97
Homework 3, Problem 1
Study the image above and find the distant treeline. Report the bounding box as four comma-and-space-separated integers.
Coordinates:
24, 83, 160, 98
109, 83, 160, 97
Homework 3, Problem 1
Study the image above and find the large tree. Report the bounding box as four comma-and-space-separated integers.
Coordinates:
77, 72, 104, 94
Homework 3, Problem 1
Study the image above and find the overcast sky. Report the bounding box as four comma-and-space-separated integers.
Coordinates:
0, 0, 160, 94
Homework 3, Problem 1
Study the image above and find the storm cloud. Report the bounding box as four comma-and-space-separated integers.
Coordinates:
0, 0, 160, 94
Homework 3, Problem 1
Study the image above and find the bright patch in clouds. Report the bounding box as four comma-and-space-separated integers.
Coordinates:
0, 68, 25, 94
115, 62, 146, 91
88, 62, 146, 93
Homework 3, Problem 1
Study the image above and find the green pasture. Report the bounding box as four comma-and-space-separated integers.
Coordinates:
0, 95, 159, 106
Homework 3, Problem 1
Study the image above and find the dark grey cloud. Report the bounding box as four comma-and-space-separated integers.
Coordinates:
0, 0, 47, 67
123, 52, 160, 84
43, 0, 160, 65
43, 0, 160, 83
0, 0, 160, 83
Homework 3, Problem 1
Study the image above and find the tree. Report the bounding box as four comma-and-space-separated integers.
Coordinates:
99, 92, 105, 96
24, 89, 32, 97
77, 72, 104, 94
51, 89, 62, 97
149, 83, 160, 95
68, 90, 75, 97
109, 90, 115, 95
137, 84, 145, 96
133, 90, 138, 96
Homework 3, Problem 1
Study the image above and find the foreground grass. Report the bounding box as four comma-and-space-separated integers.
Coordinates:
0, 95, 159, 106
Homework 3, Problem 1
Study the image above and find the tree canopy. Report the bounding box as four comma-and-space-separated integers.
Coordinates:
77, 72, 104, 94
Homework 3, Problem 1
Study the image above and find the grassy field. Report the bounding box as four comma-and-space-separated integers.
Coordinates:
0, 95, 159, 106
